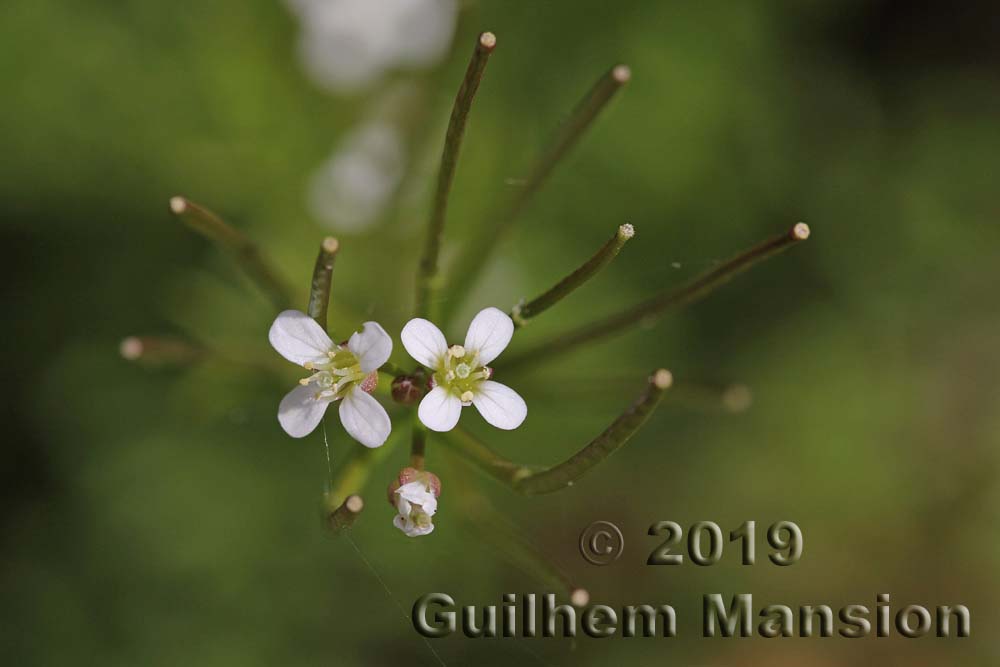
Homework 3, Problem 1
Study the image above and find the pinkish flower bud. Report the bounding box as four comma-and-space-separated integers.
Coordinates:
387, 467, 441, 506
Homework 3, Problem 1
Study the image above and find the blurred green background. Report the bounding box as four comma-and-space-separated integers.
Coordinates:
3, 0, 998, 664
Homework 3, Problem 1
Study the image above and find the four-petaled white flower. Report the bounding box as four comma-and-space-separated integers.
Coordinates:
401, 307, 527, 432
392, 480, 438, 537
269, 310, 393, 447
388, 467, 441, 537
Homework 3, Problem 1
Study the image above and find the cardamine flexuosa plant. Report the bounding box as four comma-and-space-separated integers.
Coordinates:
122, 31, 809, 599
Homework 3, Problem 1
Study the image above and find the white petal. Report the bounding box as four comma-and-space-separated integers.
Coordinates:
268, 310, 334, 367
417, 386, 462, 432
347, 321, 393, 373
400, 318, 448, 368
471, 381, 527, 430
338, 387, 391, 448
278, 384, 330, 438
464, 307, 514, 366
419, 495, 437, 517
395, 495, 412, 518
396, 481, 437, 516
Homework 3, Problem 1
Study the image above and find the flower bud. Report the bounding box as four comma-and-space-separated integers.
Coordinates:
387, 467, 441, 504
388, 467, 441, 537
391, 374, 425, 405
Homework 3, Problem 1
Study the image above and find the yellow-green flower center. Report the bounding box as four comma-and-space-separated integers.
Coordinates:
302, 347, 368, 400
432, 344, 491, 404
410, 505, 433, 528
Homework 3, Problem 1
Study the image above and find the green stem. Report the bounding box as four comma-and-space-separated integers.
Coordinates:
443, 64, 631, 323
410, 417, 428, 470
512, 64, 632, 220
324, 429, 402, 536
326, 451, 374, 508
443, 427, 534, 486
119, 335, 206, 366
472, 503, 589, 605
308, 237, 339, 331
414, 32, 497, 320
511, 223, 635, 328
503, 223, 811, 371
516, 369, 672, 495
443, 370, 671, 495
120, 335, 287, 374
326, 494, 364, 533
446, 452, 588, 604
168, 196, 293, 311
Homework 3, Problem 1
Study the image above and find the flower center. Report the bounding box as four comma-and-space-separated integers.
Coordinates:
301, 346, 371, 400
409, 504, 433, 528
432, 345, 492, 404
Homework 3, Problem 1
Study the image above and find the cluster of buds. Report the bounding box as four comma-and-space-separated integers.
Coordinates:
387, 467, 442, 537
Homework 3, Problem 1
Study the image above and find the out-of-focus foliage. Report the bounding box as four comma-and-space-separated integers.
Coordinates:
2, 1, 998, 665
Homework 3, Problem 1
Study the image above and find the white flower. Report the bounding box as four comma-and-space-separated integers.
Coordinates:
388, 467, 441, 537
307, 121, 405, 232
269, 310, 393, 447
392, 480, 438, 537
401, 307, 527, 432
286, 0, 459, 93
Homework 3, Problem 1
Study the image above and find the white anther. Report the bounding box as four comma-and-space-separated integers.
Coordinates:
460, 390, 475, 403
448, 344, 466, 359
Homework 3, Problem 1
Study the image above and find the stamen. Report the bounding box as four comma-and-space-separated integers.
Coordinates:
460, 390, 475, 403
298, 378, 311, 386
449, 344, 466, 359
